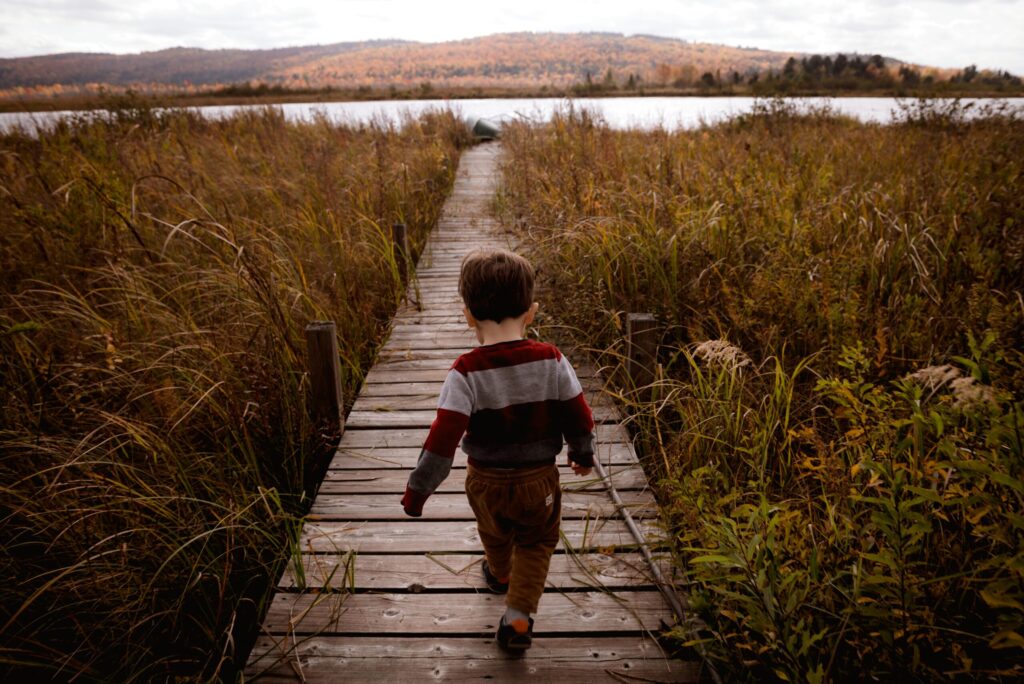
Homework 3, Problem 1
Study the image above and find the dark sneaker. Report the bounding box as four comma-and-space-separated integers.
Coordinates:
496, 616, 534, 652
482, 560, 509, 594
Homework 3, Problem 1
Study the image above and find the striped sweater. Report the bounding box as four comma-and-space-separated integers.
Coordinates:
401, 338, 595, 517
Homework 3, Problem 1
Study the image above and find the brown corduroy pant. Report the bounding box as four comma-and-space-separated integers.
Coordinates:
465, 461, 561, 614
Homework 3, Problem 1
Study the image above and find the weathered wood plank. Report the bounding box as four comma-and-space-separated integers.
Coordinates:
389, 323, 473, 333
318, 465, 651, 493
246, 636, 698, 682
260, 591, 669, 635
392, 309, 464, 318
357, 381, 446, 397
378, 339, 477, 356
336, 423, 632, 448
327, 441, 639, 468
355, 374, 606, 397
378, 345, 476, 358
364, 368, 457, 383
348, 382, 610, 409
364, 363, 600, 384
298, 519, 664, 553
383, 333, 477, 346
307, 490, 657, 521
279, 551, 672, 591
345, 404, 619, 428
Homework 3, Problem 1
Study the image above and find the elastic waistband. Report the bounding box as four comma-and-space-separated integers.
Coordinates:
466, 460, 556, 484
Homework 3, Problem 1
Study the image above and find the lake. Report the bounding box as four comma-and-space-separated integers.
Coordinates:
2, 96, 1022, 134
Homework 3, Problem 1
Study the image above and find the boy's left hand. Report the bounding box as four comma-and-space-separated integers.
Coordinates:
569, 460, 592, 477
401, 486, 427, 517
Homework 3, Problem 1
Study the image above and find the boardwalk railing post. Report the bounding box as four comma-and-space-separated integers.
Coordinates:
305, 321, 344, 490
391, 222, 409, 284
626, 313, 658, 398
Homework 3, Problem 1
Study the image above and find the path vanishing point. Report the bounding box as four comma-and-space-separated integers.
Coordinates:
245, 142, 702, 682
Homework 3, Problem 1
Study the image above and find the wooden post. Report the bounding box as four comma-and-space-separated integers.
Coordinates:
626, 313, 658, 396
305, 321, 344, 438
391, 222, 409, 283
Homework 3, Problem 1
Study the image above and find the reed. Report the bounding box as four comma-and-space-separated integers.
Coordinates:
501, 100, 1023, 681
0, 105, 470, 680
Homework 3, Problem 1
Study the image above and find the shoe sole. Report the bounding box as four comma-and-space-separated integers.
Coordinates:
496, 618, 534, 652
501, 636, 532, 651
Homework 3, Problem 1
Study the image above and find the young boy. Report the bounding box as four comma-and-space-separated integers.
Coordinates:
401, 248, 596, 652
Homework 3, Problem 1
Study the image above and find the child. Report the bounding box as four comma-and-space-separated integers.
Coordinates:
401, 248, 596, 652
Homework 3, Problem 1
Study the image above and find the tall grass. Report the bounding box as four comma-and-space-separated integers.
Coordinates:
500, 101, 1023, 681
0, 105, 470, 680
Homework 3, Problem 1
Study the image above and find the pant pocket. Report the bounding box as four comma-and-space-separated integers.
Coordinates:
512, 468, 560, 531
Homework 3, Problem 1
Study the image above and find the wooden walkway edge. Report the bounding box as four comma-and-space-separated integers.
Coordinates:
245, 142, 700, 682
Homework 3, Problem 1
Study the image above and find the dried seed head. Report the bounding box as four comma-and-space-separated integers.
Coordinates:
693, 339, 752, 371
949, 376, 997, 409
908, 364, 961, 390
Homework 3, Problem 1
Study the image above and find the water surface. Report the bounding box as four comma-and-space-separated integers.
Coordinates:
2, 96, 1021, 134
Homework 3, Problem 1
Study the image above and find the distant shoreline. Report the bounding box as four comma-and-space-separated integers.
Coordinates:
3, 84, 1022, 115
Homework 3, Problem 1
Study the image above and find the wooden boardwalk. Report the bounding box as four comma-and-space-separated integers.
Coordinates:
245, 142, 699, 682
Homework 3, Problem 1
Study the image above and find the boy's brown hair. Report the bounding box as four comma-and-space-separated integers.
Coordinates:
459, 249, 535, 322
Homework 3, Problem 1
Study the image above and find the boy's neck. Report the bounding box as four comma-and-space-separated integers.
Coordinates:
474, 318, 527, 346
464, 303, 538, 347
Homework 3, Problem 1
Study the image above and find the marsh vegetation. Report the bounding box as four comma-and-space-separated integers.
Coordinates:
0, 106, 469, 680
500, 100, 1023, 681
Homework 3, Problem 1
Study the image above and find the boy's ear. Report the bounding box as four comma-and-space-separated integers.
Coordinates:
524, 302, 539, 325
463, 306, 477, 328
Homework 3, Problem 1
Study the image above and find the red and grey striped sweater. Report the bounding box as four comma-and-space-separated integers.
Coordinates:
401, 338, 595, 517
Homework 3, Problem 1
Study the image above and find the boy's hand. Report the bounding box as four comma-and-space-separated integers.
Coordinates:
401, 486, 427, 517
569, 460, 592, 477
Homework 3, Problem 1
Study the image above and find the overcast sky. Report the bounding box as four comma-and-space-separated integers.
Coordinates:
1, 0, 1022, 74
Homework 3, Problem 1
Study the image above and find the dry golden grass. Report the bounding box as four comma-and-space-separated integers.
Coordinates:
500, 100, 1024, 681
0, 105, 470, 680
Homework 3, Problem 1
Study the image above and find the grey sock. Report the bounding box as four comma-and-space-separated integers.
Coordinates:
502, 606, 530, 627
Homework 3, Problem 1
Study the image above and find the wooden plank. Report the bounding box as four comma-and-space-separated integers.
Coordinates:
318, 465, 651, 493
378, 346, 475, 358
376, 342, 479, 358
392, 309, 464, 319
389, 323, 472, 333
246, 636, 699, 682
354, 384, 609, 401
345, 404, 619, 428
327, 441, 639, 468
336, 423, 632, 448
280, 552, 673, 591
298, 519, 664, 553
307, 490, 657, 521
364, 363, 600, 384
399, 296, 464, 305
349, 394, 444, 412
260, 590, 669, 635
356, 374, 606, 397
357, 382, 446, 397
364, 368, 455, 384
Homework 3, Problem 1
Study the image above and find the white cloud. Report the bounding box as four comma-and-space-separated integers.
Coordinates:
0, 0, 1021, 73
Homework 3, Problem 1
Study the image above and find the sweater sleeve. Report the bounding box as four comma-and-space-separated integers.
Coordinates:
556, 354, 596, 468
402, 368, 471, 516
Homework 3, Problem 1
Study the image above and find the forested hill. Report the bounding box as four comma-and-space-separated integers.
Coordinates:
0, 41, 409, 89
2, 32, 810, 93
